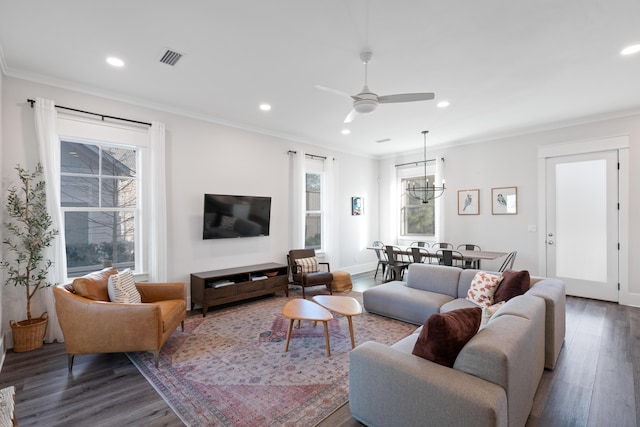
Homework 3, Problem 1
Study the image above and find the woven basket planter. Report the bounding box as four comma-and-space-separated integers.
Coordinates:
10, 312, 48, 352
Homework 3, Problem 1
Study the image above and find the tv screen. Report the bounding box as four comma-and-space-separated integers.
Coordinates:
203, 194, 271, 239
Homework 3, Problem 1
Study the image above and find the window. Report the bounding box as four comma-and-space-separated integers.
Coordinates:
305, 171, 323, 249
60, 139, 138, 277
398, 161, 437, 238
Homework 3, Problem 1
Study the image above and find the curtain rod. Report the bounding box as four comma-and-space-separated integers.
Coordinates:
395, 157, 444, 168
27, 99, 152, 127
287, 150, 327, 160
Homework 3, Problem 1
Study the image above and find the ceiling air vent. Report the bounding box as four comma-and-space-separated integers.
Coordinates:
376, 138, 392, 144
159, 48, 184, 66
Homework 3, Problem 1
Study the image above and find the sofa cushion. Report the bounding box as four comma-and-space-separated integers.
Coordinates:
295, 256, 318, 273
363, 281, 453, 325
494, 269, 530, 303
405, 263, 461, 297
465, 272, 503, 307
412, 307, 482, 367
72, 267, 118, 301
108, 269, 142, 303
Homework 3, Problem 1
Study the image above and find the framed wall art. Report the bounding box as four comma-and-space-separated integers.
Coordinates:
491, 186, 517, 214
351, 196, 363, 216
458, 189, 479, 215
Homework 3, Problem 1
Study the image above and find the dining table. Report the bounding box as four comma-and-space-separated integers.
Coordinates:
368, 245, 508, 270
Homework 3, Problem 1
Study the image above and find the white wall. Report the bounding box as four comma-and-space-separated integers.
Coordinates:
0, 77, 380, 332
379, 114, 640, 306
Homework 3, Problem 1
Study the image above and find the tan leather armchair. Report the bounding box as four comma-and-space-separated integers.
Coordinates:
53, 270, 186, 371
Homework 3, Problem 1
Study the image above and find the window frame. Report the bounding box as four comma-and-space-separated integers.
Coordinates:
305, 158, 325, 252
397, 162, 439, 240
57, 116, 150, 280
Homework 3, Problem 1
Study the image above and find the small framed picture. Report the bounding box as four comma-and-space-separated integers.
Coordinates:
351, 196, 363, 216
458, 189, 480, 215
492, 187, 517, 214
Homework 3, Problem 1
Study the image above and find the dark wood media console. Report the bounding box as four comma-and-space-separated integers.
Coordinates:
190, 262, 289, 316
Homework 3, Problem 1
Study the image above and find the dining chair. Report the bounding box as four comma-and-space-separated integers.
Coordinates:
385, 246, 410, 281
410, 247, 430, 264
410, 241, 429, 248
457, 244, 481, 269
499, 251, 517, 272
433, 242, 454, 249
372, 241, 388, 279
436, 249, 465, 268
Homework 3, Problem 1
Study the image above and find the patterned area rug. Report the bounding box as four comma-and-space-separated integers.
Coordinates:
127, 288, 415, 426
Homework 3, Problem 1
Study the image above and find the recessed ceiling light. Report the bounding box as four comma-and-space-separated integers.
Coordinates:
341, 129, 351, 135
106, 57, 124, 67
437, 100, 450, 108
259, 103, 272, 111
621, 44, 640, 56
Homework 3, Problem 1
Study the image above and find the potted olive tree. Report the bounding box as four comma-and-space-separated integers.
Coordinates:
1, 164, 58, 352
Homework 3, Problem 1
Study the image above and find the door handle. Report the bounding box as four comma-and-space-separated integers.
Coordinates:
547, 240, 554, 245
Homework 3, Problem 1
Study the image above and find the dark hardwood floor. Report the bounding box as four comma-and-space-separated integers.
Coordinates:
0, 272, 638, 426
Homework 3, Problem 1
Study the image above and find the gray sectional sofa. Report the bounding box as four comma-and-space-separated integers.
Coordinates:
349, 263, 566, 427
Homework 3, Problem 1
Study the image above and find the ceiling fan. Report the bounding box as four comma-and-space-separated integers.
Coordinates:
316, 51, 435, 123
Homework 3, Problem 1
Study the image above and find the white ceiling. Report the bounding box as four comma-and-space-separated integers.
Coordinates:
1, 0, 639, 157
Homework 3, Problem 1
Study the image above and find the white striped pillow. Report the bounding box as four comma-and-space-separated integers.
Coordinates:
295, 256, 318, 273
107, 269, 142, 304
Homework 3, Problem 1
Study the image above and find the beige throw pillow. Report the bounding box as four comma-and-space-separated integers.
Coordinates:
107, 269, 142, 304
295, 256, 318, 273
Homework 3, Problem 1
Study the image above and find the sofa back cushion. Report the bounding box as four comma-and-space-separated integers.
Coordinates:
412, 307, 481, 367
406, 264, 461, 297
457, 268, 480, 297
72, 267, 118, 301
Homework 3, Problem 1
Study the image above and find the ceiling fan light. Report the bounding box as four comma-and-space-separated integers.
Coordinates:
353, 99, 378, 114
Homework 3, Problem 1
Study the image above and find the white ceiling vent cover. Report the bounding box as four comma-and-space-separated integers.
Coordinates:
159, 48, 184, 66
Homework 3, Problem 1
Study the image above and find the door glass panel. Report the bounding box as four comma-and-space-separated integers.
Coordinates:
555, 159, 607, 282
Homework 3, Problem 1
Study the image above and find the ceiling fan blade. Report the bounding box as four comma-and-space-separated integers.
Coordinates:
378, 93, 435, 103
344, 109, 358, 123
314, 85, 353, 98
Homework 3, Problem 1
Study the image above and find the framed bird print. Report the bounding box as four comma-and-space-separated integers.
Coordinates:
458, 189, 479, 215
492, 186, 517, 214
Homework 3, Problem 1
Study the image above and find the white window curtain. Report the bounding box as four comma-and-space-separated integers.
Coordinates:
323, 157, 339, 265
148, 121, 168, 282
34, 98, 65, 343
290, 150, 306, 248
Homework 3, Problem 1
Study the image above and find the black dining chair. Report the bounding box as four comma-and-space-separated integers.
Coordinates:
433, 242, 454, 249
372, 241, 388, 279
457, 244, 481, 269
436, 249, 465, 268
410, 241, 429, 248
385, 245, 410, 281
410, 247, 430, 264
499, 251, 517, 272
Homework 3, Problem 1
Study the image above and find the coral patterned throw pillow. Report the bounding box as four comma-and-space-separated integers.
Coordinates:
465, 271, 503, 308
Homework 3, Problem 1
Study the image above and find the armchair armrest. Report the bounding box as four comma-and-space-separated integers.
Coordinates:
349, 341, 507, 427
319, 262, 331, 272
135, 282, 185, 303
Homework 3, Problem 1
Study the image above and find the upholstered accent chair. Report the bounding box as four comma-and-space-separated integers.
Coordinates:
287, 249, 333, 299
53, 268, 186, 371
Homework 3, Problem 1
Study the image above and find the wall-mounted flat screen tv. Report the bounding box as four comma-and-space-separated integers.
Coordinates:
203, 194, 271, 239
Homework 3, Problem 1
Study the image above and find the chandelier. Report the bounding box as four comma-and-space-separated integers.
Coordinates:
406, 130, 445, 204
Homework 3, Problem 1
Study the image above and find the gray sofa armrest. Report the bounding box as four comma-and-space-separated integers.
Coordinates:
526, 278, 566, 369
349, 341, 508, 427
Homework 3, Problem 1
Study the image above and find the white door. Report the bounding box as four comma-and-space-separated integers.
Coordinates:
545, 150, 618, 301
